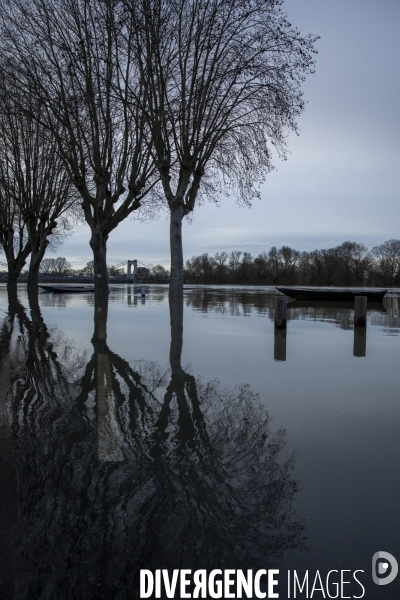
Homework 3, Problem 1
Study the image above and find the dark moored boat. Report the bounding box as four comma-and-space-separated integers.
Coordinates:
276, 287, 387, 302
39, 285, 94, 293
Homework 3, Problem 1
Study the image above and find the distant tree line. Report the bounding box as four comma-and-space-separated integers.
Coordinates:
184, 240, 400, 287
2, 258, 170, 281
4, 241, 397, 287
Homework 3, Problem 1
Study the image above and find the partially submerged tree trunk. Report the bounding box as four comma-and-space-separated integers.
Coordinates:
90, 230, 109, 294
6, 277, 20, 321
6, 252, 29, 288
93, 289, 109, 352
0, 225, 31, 292
25, 216, 56, 289
169, 203, 185, 298
28, 244, 47, 288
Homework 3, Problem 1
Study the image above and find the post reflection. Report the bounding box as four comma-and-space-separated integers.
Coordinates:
353, 326, 367, 358
274, 328, 287, 361
273, 300, 390, 360
0, 288, 305, 599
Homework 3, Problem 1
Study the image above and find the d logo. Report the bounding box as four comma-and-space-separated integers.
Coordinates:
372, 551, 398, 586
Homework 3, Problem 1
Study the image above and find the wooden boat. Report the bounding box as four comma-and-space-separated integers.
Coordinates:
276, 286, 387, 302
39, 285, 94, 293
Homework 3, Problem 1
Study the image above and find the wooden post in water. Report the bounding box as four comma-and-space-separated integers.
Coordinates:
274, 295, 287, 361
274, 296, 287, 329
353, 296, 367, 357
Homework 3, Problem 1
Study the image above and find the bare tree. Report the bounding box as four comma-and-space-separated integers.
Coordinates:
126, 0, 318, 295
40, 256, 72, 275
279, 245, 300, 283
2, 0, 159, 293
0, 89, 79, 287
229, 250, 243, 276
107, 264, 124, 277
185, 252, 216, 283
0, 184, 31, 287
214, 251, 229, 281
81, 260, 94, 276
370, 239, 400, 287
335, 241, 368, 286
150, 264, 168, 282
39, 258, 56, 275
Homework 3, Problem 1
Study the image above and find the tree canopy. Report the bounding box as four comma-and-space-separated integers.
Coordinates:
1, 0, 318, 293
0, 86, 78, 286
1, 0, 160, 291
126, 0, 318, 293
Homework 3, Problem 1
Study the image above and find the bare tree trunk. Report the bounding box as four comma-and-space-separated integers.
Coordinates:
90, 230, 109, 294
7, 263, 22, 287
25, 217, 51, 288
28, 244, 47, 288
6, 279, 18, 317
93, 290, 108, 352
1, 229, 30, 288
169, 203, 184, 297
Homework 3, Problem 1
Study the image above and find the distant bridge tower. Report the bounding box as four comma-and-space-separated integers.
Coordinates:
127, 260, 137, 280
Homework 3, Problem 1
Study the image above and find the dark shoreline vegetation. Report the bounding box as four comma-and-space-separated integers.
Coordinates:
2, 238, 399, 288
183, 240, 400, 287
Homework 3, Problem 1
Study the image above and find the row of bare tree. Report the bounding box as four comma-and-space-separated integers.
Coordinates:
0, 88, 79, 286
0, 0, 317, 294
184, 240, 400, 287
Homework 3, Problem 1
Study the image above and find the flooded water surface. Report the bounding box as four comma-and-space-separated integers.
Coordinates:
0, 285, 399, 599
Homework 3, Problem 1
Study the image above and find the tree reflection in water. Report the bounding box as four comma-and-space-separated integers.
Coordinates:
0, 289, 305, 599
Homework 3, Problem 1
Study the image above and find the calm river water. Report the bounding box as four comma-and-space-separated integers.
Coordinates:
0, 284, 399, 599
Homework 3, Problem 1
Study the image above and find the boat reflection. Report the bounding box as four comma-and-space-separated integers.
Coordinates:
182, 287, 400, 331
36, 285, 400, 337
269, 295, 400, 360
0, 288, 305, 598
286, 299, 387, 330
275, 300, 374, 361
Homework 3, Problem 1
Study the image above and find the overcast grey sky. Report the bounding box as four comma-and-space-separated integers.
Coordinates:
60, 0, 400, 269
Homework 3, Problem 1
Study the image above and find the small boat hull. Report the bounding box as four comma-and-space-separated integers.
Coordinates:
39, 285, 94, 293
276, 287, 387, 302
